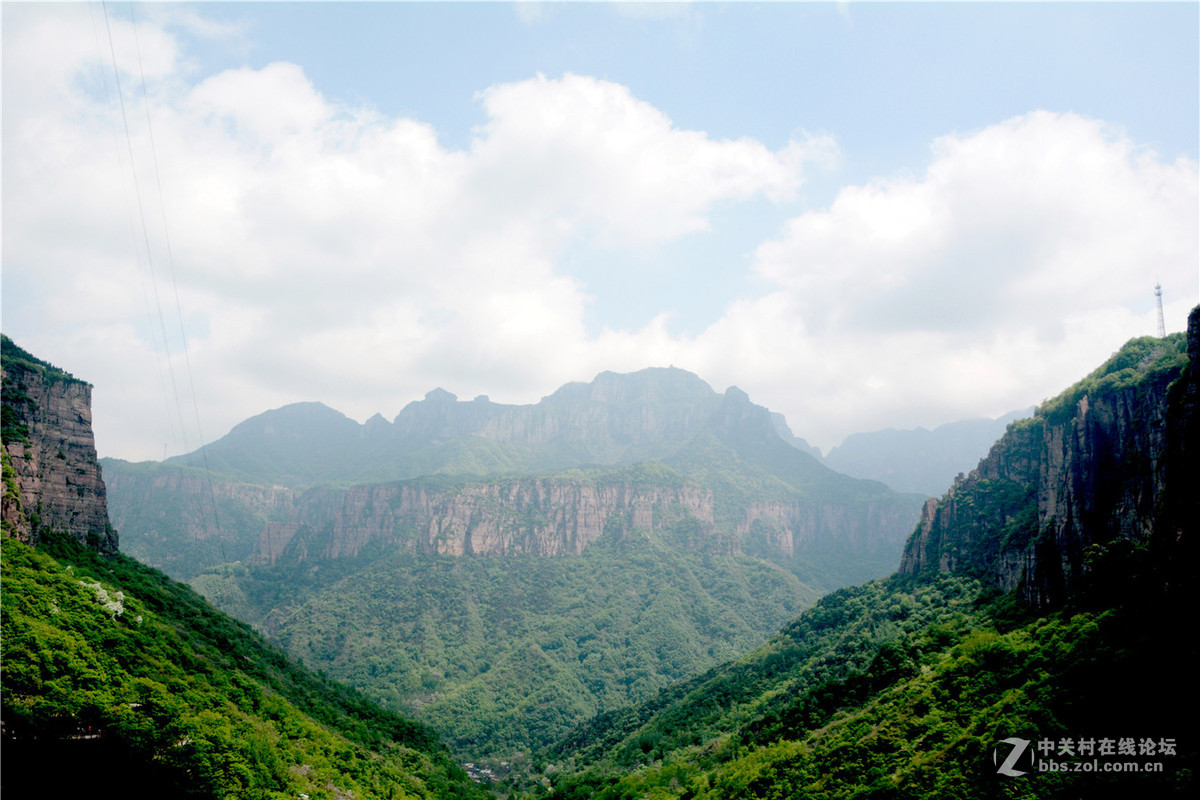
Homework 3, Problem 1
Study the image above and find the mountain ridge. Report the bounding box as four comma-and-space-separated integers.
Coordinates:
900, 314, 1196, 607
162, 367, 820, 489
0, 335, 487, 799
108, 367, 923, 584
516, 309, 1199, 799
823, 407, 1034, 496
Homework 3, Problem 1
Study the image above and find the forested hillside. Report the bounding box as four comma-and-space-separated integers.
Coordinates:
510, 310, 1198, 798
195, 532, 816, 759
529, 572, 1192, 799
1, 534, 485, 799
1, 337, 485, 800
105, 368, 922, 587
103, 368, 924, 764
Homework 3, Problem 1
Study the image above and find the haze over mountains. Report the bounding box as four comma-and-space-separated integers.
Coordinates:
103, 367, 931, 756
5, 309, 1197, 797
162, 368, 807, 489
152, 364, 1029, 500
105, 367, 928, 586
822, 408, 1034, 496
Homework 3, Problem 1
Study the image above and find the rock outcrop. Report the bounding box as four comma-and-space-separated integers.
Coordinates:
109, 365, 924, 581
243, 475, 918, 568
899, 307, 1198, 606
103, 463, 295, 576
1, 336, 116, 551
254, 478, 722, 564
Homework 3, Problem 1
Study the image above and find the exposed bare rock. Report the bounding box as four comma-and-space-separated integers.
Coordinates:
2, 337, 115, 551
253, 479, 724, 564
899, 307, 1198, 607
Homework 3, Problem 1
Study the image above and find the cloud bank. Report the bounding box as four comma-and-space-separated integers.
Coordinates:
3, 6, 1196, 460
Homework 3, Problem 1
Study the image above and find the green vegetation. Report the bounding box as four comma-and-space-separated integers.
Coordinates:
1, 333, 81, 384
528, 574, 1195, 799
1037, 332, 1187, 422
195, 533, 818, 762
2, 334, 82, 444
1, 531, 487, 800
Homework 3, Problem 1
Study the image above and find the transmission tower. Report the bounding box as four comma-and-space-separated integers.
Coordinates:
1155, 282, 1166, 338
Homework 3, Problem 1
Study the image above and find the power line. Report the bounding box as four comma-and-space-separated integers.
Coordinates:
126, 1, 229, 570
99, 1, 228, 570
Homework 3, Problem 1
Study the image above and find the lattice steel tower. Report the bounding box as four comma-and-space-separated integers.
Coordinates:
1155, 282, 1166, 338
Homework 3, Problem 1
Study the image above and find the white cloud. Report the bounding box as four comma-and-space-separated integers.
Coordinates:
3, 16, 811, 460
755, 112, 1197, 338
4, 9, 1194, 462
188, 63, 333, 144
468, 73, 812, 246
708, 111, 1199, 448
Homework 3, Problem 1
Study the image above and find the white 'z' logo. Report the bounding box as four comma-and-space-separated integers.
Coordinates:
994, 737, 1033, 777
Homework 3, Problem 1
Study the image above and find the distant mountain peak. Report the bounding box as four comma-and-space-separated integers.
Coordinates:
227, 401, 356, 436
547, 366, 718, 405
722, 385, 750, 404
824, 407, 1035, 496
162, 367, 848, 492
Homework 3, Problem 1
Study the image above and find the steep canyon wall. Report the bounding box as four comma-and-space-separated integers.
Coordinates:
900, 307, 1198, 606
2, 339, 115, 551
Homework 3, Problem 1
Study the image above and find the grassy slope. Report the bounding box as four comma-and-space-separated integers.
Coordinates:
517, 331, 1197, 798
532, 574, 1195, 799
196, 533, 818, 761
1, 532, 487, 800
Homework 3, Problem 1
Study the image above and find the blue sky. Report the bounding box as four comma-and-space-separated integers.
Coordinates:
210, 3, 1199, 173
3, 1, 1198, 461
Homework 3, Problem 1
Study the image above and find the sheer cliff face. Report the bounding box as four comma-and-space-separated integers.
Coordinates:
249, 478, 915, 568
900, 308, 1198, 607
1, 345, 116, 552
254, 480, 721, 564
111, 366, 924, 579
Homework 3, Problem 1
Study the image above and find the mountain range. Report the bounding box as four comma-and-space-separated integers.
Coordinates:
1, 334, 486, 799
102, 368, 928, 758
822, 408, 1033, 496
5, 305, 1196, 797
519, 307, 1199, 798
160, 367, 824, 489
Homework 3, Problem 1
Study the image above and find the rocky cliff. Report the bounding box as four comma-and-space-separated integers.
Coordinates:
254, 475, 720, 563
247, 472, 916, 569
103, 461, 294, 577
104, 455, 919, 582
1, 335, 116, 551
110, 366, 923, 582
899, 307, 1198, 606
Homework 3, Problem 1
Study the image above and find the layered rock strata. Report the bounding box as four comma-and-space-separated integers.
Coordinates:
1, 337, 116, 551
900, 307, 1198, 606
